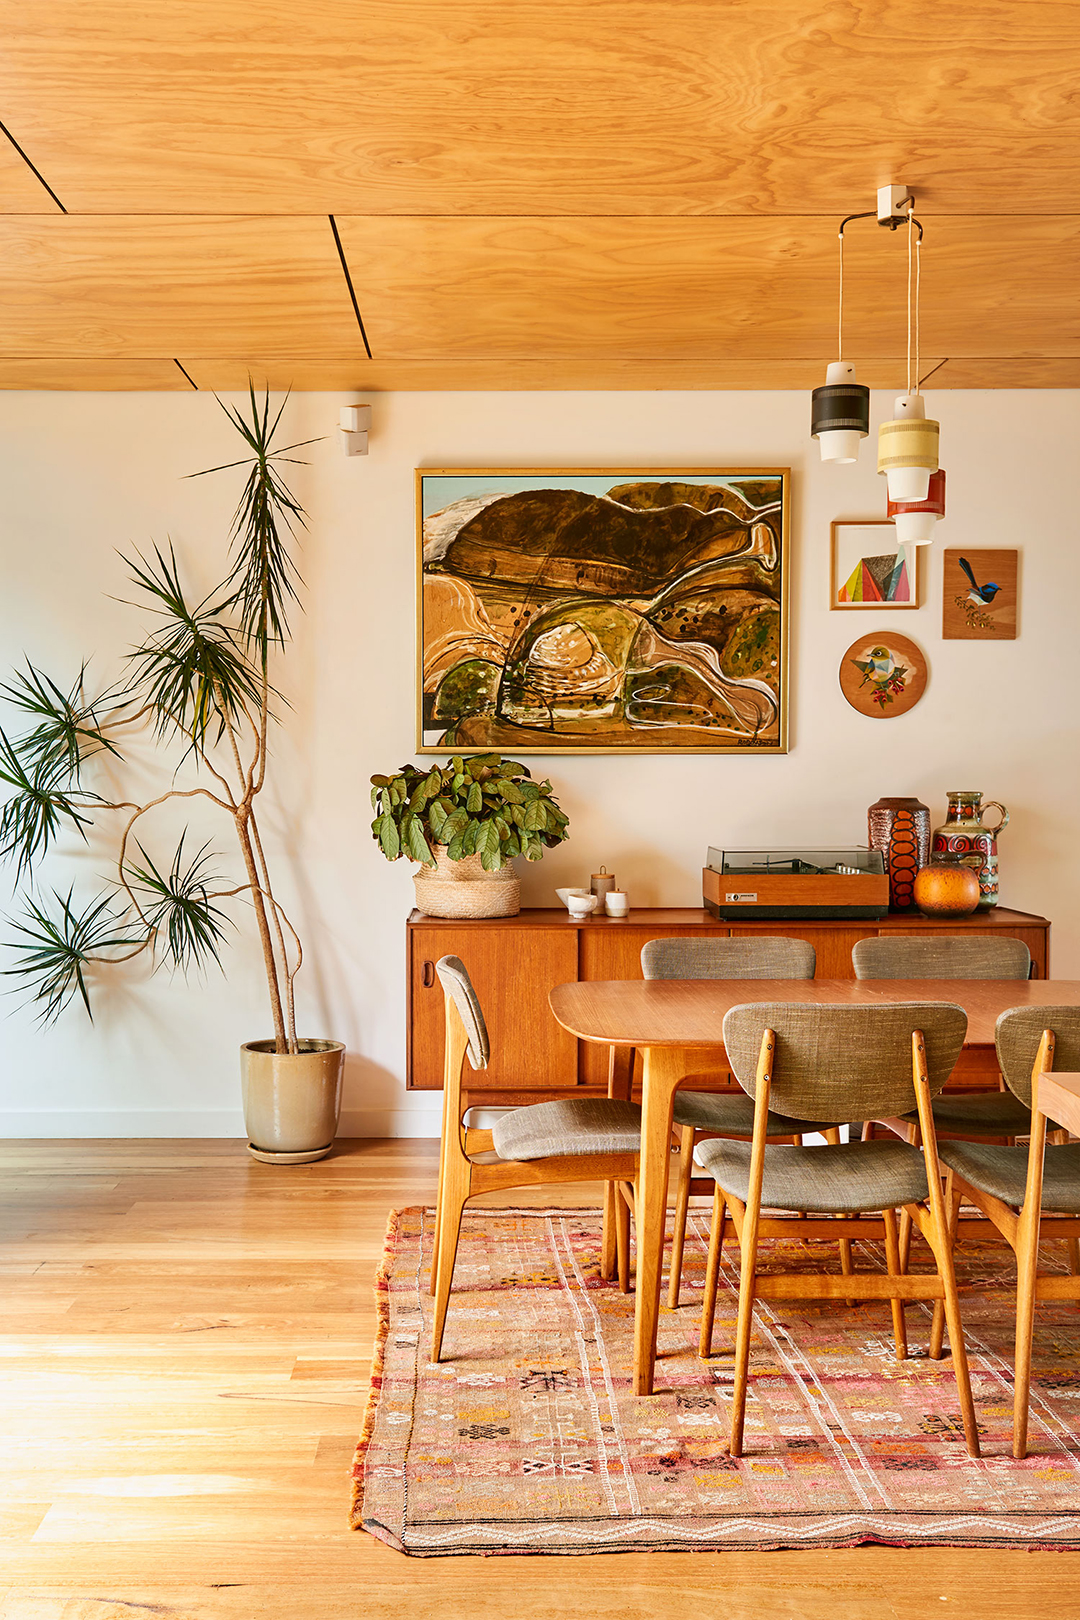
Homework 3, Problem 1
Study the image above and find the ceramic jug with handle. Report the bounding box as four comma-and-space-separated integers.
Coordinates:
931, 790, 1009, 909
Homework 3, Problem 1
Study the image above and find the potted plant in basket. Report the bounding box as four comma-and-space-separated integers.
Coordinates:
371, 755, 569, 917
0, 388, 343, 1164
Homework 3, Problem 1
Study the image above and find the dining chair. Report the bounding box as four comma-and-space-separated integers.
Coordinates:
641, 936, 848, 1309
695, 1001, 979, 1458
935, 1005, 1080, 1457
854, 935, 1036, 1148
429, 955, 642, 1362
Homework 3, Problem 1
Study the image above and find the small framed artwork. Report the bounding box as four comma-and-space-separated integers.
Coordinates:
942, 549, 1018, 639
417, 468, 790, 754
830, 520, 921, 610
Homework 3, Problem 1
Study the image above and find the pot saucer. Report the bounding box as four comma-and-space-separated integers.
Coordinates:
247, 1142, 334, 1165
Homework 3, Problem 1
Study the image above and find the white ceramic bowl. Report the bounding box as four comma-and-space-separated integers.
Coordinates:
555, 887, 592, 908
566, 892, 599, 917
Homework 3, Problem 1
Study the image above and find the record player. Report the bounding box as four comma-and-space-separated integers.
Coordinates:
703, 846, 889, 920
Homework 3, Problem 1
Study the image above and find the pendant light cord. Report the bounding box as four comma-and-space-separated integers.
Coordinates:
838, 224, 845, 362
906, 201, 923, 396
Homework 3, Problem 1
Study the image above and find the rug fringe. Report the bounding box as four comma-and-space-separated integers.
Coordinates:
349, 1203, 418, 1531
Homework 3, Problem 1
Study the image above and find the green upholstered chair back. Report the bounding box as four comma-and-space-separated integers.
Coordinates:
435, 955, 490, 1071
722, 1001, 967, 1122
641, 935, 816, 981
852, 935, 1031, 981
995, 1005, 1080, 1106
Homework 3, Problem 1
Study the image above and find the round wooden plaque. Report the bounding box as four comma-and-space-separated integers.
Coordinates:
839, 632, 928, 719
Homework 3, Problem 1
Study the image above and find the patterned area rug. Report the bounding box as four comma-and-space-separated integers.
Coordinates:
351, 1206, 1080, 1555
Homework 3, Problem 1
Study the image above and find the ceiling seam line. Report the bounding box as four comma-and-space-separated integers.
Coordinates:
173, 360, 199, 389
328, 215, 373, 358
0, 120, 67, 213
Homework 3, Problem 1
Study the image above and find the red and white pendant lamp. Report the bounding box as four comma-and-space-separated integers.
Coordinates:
811, 185, 945, 545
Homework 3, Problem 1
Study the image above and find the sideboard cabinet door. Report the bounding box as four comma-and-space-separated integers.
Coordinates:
409, 924, 579, 1091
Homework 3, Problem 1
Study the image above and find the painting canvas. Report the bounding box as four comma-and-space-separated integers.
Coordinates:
418, 469, 789, 754
830, 521, 921, 610
942, 548, 1018, 639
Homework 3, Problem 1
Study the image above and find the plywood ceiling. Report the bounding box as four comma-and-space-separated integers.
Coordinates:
1, 0, 1079, 389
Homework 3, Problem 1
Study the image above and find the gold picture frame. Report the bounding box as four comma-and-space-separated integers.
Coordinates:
417, 468, 790, 755
830, 520, 923, 611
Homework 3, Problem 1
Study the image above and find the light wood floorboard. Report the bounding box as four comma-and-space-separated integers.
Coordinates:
0, 1139, 1075, 1618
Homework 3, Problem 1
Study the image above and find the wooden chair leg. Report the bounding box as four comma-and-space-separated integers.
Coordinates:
882, 1207, 908, 1362
730, 1188, 762, 1458
600, 1181, 618, 1282
430, 1155, 471, 1363
822, 1130, 857, 1300
920, 1186, 980, 1458
929, 1176, 962, 1361
1013, 1206, 1041, 1459
615, 1180, 632, 1294
898, 1208, 913, 1274
698, 1187, 727, 1357
668, 1125, 696, 1309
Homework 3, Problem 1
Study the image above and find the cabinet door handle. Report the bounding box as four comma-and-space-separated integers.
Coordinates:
421, 960, 435, 988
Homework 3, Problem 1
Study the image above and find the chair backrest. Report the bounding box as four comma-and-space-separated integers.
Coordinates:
995, 1005, 1080, 1106
641, 935, 816, 981
852, 935, 1031, 981
435, 955, 490, 1071
722, 1001, 968, 1121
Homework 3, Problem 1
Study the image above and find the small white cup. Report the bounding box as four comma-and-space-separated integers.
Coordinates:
556, 886, 591, 909
604, 890, 629, 917
567, 892, 599, 918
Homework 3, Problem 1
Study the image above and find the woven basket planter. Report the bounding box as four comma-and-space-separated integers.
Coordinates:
413, 847, 520, 919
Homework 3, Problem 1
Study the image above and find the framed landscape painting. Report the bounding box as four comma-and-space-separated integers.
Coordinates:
417, 469, 790, 755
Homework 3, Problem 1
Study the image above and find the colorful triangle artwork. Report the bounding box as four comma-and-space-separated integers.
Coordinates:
839, 561, 863, 602
838, 552, 911, 604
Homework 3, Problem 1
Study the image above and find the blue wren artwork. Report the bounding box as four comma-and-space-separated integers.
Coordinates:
944, 548, 1017, 640
958, 556, 1001, 607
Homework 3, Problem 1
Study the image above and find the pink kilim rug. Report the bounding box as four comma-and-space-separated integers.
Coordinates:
351, 1206, 1080, 1555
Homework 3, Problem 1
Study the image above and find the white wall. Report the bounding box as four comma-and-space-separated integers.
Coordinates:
0, 388, 1076, 1137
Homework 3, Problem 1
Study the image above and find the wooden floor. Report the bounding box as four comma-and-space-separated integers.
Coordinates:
0, 1139, 1076, 1620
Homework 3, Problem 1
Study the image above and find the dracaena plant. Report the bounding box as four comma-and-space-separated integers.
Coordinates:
0, 387, 315, 1054
371, 755, 569, 871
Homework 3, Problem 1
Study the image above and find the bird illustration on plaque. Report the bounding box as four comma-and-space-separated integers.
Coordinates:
942, 549, 1017, 639
838, 632, 928, 718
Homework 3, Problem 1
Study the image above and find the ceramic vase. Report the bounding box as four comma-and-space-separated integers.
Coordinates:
412, 845, 520, 919
931, 790, 1009, 909
867, 796, 931, 912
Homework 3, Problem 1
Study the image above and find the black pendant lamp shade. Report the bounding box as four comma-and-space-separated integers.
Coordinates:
811, 361, 871, 463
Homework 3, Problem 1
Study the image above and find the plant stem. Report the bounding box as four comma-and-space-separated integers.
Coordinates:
233, 805, 287, 1051
248, 807, 297, 1053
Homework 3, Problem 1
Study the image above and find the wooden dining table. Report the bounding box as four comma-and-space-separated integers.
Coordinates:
548, 976, 1080, 1397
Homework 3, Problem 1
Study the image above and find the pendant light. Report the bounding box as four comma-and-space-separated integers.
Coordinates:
810, 215, 870, 462
878, 201, 940, 503
888, 467, 946, 545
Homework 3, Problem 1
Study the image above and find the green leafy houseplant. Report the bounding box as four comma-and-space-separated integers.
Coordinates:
371, 755, 569, 871
0, 388, 315, 1058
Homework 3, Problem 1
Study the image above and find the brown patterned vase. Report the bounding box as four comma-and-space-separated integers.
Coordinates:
931, 790, 1009, 910
867, 796, 931, 913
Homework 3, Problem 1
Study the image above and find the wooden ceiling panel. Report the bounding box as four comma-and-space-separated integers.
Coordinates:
1, 2, 1078, 215
0, 358, 193, 388
0, 135, 62, 211
176, 357, 944, 392
0, 218, 362, 357
336, 215, 1080, 361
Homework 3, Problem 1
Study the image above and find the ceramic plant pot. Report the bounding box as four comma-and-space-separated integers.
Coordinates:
412, 846, 520, 919
912, 858, 981, 919
241, 1039, 346, 1164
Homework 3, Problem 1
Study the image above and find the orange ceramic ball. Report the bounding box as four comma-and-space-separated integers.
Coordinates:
913, 860, 981, 917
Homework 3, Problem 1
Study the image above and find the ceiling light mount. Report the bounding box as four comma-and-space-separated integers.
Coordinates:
877, 184, 916, 228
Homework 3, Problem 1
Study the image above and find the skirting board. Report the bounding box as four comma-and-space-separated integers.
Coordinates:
0, 1104, 444, 1139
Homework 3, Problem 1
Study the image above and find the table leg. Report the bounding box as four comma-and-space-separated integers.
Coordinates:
633, 1046, 681, 1396
601, 1045, 635, 1281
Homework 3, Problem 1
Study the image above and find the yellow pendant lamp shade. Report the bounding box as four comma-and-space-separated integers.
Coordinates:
878, 392, 939, 503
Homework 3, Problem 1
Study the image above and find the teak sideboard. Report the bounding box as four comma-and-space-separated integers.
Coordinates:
406, 906, 1050, 1103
